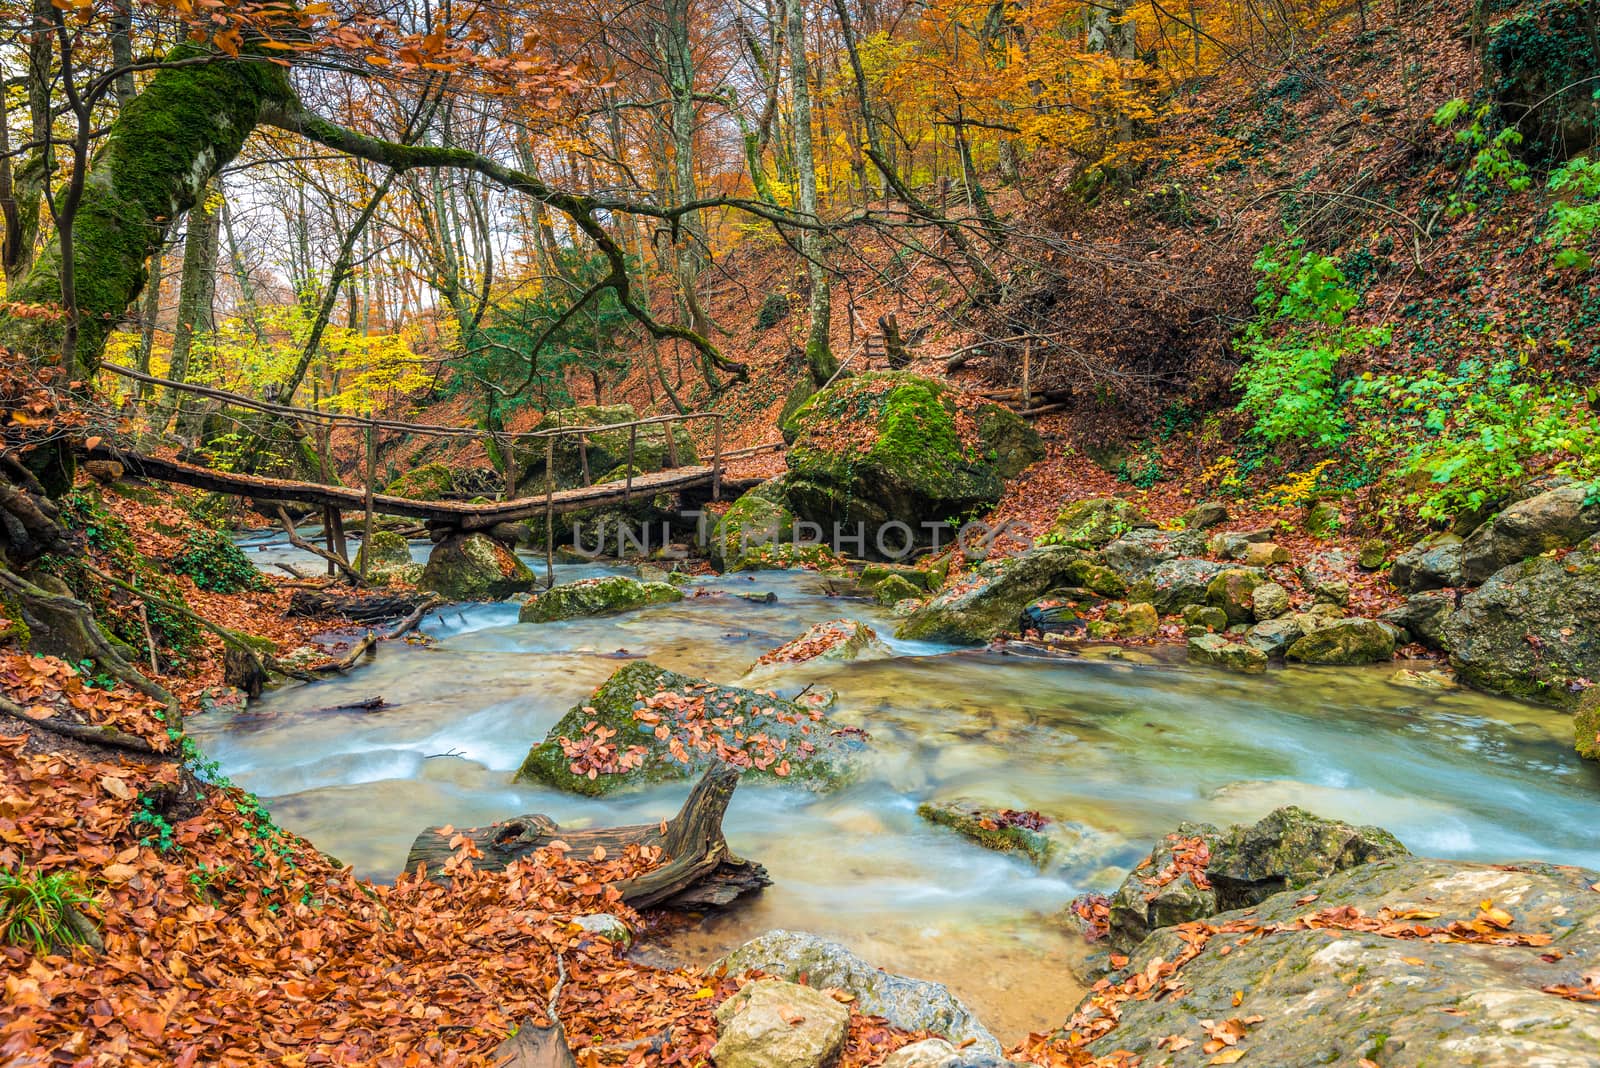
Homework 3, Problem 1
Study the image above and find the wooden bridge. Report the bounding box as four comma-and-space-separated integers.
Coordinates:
85, 445, 741, 531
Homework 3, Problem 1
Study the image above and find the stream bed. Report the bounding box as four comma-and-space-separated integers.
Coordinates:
193, 535, 1600, 1038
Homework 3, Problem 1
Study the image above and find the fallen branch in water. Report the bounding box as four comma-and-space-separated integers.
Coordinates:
308, 696, 387, 714
386, 596, 444, 639
309, 631, 376, 674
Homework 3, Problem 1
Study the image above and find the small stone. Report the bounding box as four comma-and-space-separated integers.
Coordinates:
1246, 617, 1303, 658
712, 979, 849, 1068
1240, 541, 1291, 567
874, 574, 923, 606
572, 913, 631, 945
1305, 499, 1341, 536
1182, 604, 1228, 631
1180, 500, 1230, 531
1118, 602, 1159, 638
1206, 568, 1263, 623
1251, 582, 1292, 620
1357, 538, 1388, 571
1389, 668, 1457, 692
1086, 620, 1119, 639
1208, 528, 1275, 559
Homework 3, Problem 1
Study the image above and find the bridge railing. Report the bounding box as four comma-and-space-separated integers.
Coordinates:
98, 363, 732, 584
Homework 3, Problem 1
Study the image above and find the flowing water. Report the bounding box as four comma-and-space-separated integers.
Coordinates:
195, 533, 1600, 1039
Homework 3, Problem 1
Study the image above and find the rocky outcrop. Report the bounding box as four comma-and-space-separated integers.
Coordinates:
1577, 687, 1599, 761
895, 545, 1092, 644
1089, 856, 1600, 1066
1442, 535, 1600, 703
783, 372, 1042, 541
1285, 618, 1397, 665
1460, 482, 1600, 584
517, 575, 683, 622
1099, 528, 1206, 580
719, 930, 1003, 1056
712, 979, 849, 1068
514, 662, 860, 795
1107, 807, 1408, 954
417, 533, 535, 600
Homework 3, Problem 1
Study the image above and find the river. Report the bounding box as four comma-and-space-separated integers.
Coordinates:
190, 532, 1600, 1038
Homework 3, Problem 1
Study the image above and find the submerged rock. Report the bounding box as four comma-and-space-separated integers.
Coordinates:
740, 619, 891, 684
917, 799, 1054, 868
1460, 481, 1600, 584
515, 662, 860, 796
719, 930, 1003, 1056
712, 978, 848, 1068
895, 545, 1092, 644
1285, 618, 1396, 665
883, 1040, 1013, 1068
518, 575, 683, 622
1442, 535, 1600, 703
418, 533, 535, 600
1090, 857, 1600, 1066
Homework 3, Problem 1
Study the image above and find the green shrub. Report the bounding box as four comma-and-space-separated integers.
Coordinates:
1232, 242, 1391, 446
171, 529, 269, 593
1352, 357, 1600, 521
0, 868, 96, 953
754, 292, 790, 330
1545, 154, 1600, 270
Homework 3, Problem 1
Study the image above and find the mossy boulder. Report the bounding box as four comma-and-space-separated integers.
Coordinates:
1576, 687, 1599, 761
1038, 498, 1154, 550
1107, 807, 1407, 954
783, 372, 1042, 541
1390, 532, 1464, 592
859, 562, 931, 591
1245, 617, 1302, 658
385, 462, 454, 501
1205, 568, 1262, 623
1187, 633, 1268, 674
354, 529, 414, 582
894, 545, 1092, 644
1285, 618, 1397, 665
1110, 601, 1159, 637
728, 542, 845, 572
918, 800, 1054, 869
1459, 482, 1600, 584
418, 533, 535, 601
514, 662, 861, 796
711, 489, 796, 570
1250, 581, 1291, 620
1442, 535, 1600, 704
518, 575, 683, 623
873, 574, 923, 606
514, 404, 697, 493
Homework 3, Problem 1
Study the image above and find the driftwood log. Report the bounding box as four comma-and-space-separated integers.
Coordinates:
405, 764, 770, 909
287, 588, 429, 622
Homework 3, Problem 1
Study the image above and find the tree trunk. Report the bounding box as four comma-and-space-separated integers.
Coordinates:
161, 185, 221, 439
0, 44, 295, 372
405, 763, 771, 909
787, 0, 836, 387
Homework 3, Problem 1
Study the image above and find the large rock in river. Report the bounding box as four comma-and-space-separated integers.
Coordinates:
712, 978, 848, 1068
514, 662, 860, 795
783, 372, 1042, 540
1087, 856, 1600, 1066
739, 619, 891, 686
720, 930, 1003, 1056
418, 533, 535, 600
894, 545, 1093, 644
1442, 534, 1600, 704
1108, 806, 1407, 954
518, 575, 683, 622
710, 483, 795, 570
1460, 481, 1600, 584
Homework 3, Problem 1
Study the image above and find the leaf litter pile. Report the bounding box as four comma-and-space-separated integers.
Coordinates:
0, 657, 937, 1066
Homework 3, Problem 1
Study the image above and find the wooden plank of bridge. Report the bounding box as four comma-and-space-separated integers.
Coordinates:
543, 435, 555, 588
625, 425, 637, 503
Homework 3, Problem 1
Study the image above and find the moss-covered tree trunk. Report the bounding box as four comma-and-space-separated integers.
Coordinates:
0, 49, 293, 373
159, 182, 221, 438
787, 0, 836, 388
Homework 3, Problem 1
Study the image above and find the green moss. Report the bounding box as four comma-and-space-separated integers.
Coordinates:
1575, 688, 1599, 761
518, 576, 683, 622
385, 463, 455, 501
